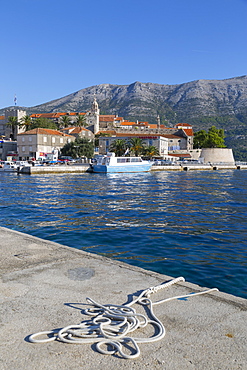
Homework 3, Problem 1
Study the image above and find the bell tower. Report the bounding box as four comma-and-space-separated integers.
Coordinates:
85, 97, 100, 133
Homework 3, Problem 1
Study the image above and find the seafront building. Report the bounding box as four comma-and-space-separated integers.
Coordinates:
17, 128, 75, 162
0, 99, 195, 161
96, 131, 169, 158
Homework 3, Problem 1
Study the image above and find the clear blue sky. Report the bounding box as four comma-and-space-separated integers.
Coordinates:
1, 0, 246, 109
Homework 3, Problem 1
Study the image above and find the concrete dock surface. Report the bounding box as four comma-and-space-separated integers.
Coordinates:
18, 163, 247, 174
0, 226, 246, 370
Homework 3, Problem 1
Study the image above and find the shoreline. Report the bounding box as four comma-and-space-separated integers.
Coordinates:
16, 163, 247, 174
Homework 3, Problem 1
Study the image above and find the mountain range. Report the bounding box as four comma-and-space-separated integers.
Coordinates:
2, 75, 247, 159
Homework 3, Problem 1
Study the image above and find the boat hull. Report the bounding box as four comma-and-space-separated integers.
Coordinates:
92, 163, 152, 173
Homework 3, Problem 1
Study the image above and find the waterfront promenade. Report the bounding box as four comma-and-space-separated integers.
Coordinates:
0, 226, 246, 369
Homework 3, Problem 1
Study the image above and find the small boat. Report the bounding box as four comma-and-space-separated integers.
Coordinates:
91, 152, 152, 173
0, 161, 18, 172
15, 161, 32, 168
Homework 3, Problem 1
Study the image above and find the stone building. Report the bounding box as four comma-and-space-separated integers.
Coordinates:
17, 128, 75, 161
0, 109, 26, 140
0, 140, 18, 161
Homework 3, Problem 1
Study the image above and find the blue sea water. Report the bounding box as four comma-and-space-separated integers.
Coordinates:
0, 170, 247, 299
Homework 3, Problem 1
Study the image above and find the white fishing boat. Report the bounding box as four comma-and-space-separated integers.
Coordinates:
0, 161, 18, 172
91, 152, 152, 173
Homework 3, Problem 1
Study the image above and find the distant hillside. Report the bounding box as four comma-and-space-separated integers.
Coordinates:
2, 76, 247, 159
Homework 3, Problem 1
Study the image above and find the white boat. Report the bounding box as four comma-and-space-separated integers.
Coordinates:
91, 152, 152, 173
0, 161, 18, 172
15, 161, 32, 168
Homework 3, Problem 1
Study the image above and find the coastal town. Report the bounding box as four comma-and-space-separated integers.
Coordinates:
0, 98, 237, 171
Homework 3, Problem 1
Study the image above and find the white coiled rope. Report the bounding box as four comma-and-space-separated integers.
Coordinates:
29, 277, 218, 359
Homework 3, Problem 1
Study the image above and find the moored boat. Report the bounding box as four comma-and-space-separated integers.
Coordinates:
0, 161, 18, 172
91, 152, 152, 173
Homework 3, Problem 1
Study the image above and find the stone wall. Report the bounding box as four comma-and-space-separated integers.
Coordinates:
199, 148, 235, 164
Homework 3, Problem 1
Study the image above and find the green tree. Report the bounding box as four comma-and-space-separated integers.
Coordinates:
109, 139, 128, 156
206, 126, 226, 148
142, 145, 160, 158
29, 117, 58, 130
194, 126, 226, 148
20, 115, 32, 131
75, 114, 86, 127
193, 130, 208, 148
61, 137, 94, 159
6, 116, 19, 140
128, 137, 145, 156
60, 115, 71, 128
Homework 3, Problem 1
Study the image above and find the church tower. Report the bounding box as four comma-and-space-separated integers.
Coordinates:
86, 97, 100, 133
157, 114, 161, 129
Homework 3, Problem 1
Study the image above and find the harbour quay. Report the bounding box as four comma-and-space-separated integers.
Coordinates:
0, 226, 246, 369
18, 162, 247, 174
18, 163, 93, 174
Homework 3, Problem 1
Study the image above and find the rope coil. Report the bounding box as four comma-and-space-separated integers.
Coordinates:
29, 277, 218, 359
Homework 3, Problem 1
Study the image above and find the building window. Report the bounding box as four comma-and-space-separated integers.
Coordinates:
29, 146, 32, 151
52, 137, 55, 143
22, 146, 25, 152
43, 137, 47, 143
22, 137, 25, 142
29, 136, 32, 142
60, 138, 63, 144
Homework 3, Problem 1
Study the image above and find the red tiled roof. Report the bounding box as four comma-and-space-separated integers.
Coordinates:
99, 115, 116, 122
30, 112, 86, 118
67, 112, 85, 116
120, 121, 153, 127
61, 126, 91, 133
30, 113, 62, 118
146, 124, 158, 129
67, 127, 91, 134
175, 123, 192, 127
182, 128, 194, 136
18, 128, 73, 137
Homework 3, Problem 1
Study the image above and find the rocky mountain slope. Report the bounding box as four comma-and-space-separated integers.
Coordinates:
26, 75, 247, 125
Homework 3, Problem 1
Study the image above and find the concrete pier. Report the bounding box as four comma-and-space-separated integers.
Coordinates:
17, 163, 247, 175
0, 227, 246, 369
18, 163, 92, 174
